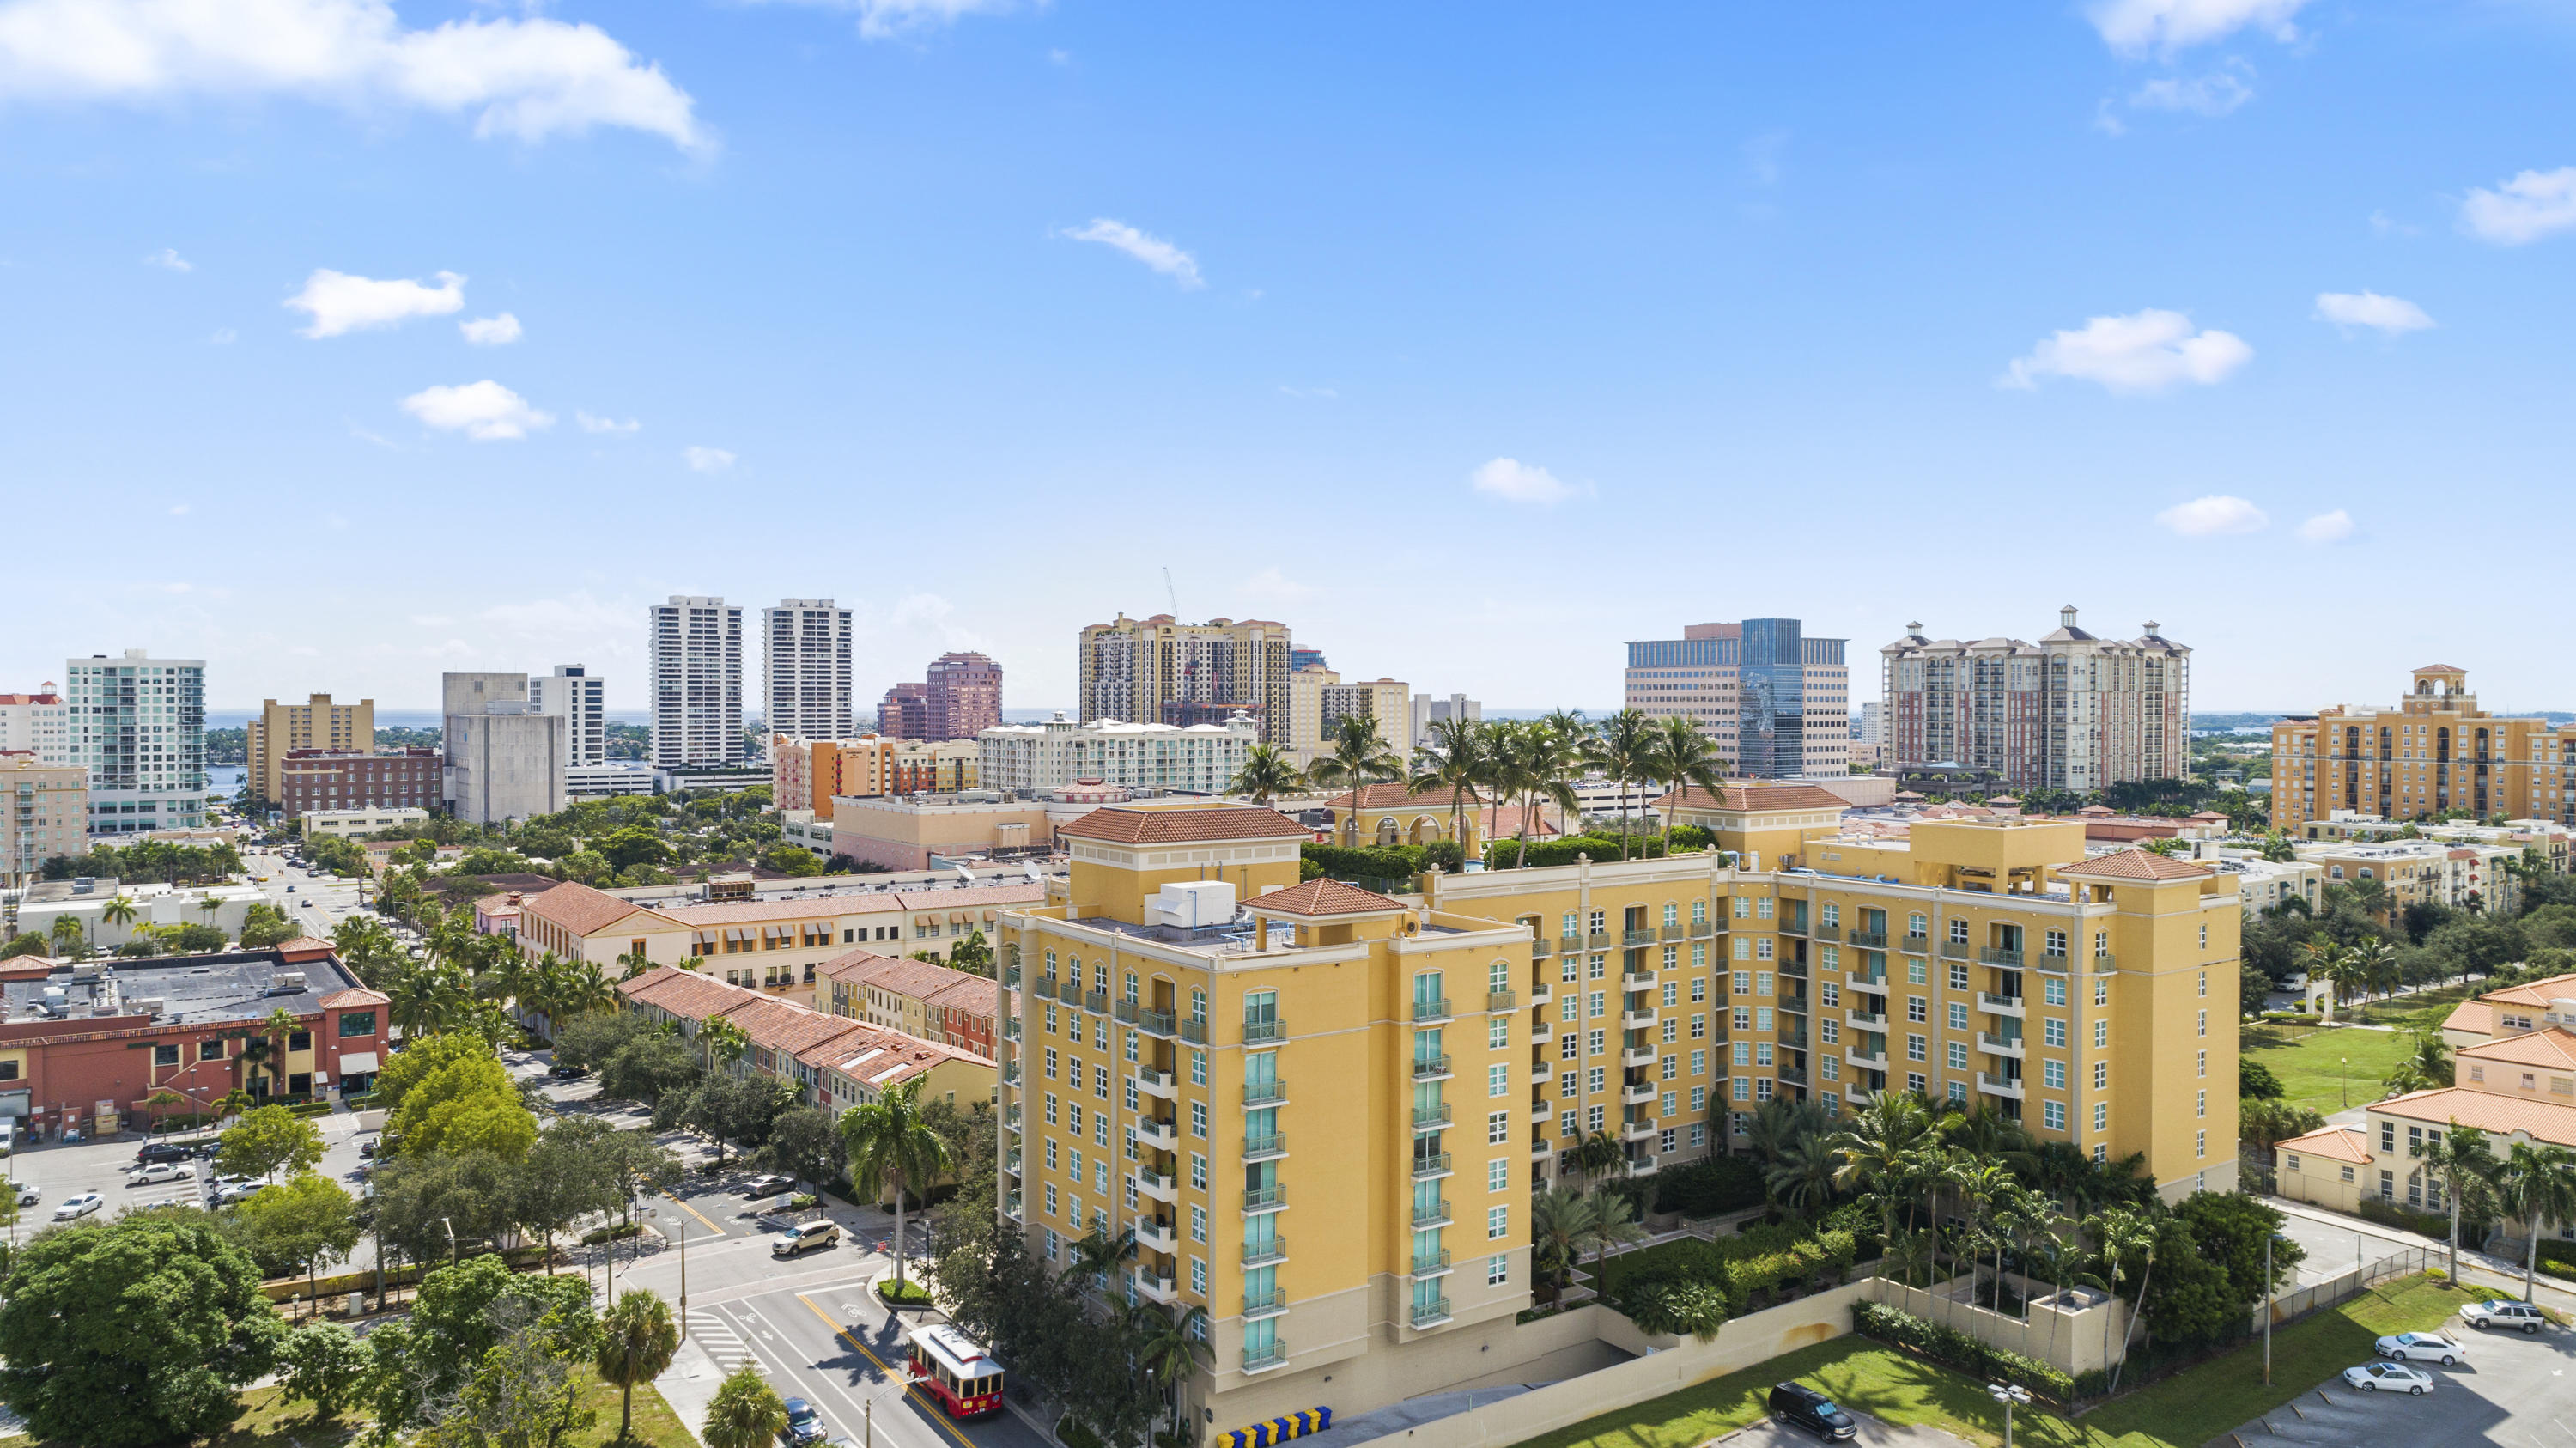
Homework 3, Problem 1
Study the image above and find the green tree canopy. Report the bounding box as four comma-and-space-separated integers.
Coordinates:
596, 1029, 702, 1107
702, 1366, 788, 1448
0, 1212, 286, 1447
659, 1073, 794, 1168
374, 1150, 515, 1269
217, 1104, 327, 1181
377, 1032, 502, 1110
596, 1289, 681, 1440
231, 1171, 363, 1281
389, 1051, 539, 1160
278, 1321, 374, 1421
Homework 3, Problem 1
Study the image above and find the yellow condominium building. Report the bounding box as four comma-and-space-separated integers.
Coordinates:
2273, 665, 2576, 832
246, 694, 375, 805
993, 795, 2243, 1439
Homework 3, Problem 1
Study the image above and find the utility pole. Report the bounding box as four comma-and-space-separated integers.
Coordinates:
2263, 1232, 2273, 1384
678, 1218, 690, 1341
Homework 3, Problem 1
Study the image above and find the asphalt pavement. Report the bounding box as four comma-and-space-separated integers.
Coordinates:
2233, 1311, 2576, 1448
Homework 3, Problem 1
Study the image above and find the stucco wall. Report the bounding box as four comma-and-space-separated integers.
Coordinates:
1866, 1274, 2127, 1378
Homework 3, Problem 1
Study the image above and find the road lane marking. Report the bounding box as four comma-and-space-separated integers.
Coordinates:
793, 1293, 984, 1448
665, 1192, 726, 1236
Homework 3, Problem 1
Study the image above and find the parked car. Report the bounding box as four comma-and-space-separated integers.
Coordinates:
135, 1141, 193, 1165
1766, 1382, 1858, 1441
2376, 1331, 2466, 1365
2345, 1361, 2435, 1395
52, 1192, 104, 1221
547, 1064, 588, 1080
358, 1138, 377, 1159
2463, 1299, 2549, 1334
779, 1397, 827, 1446
742, 1174, 795, 1198
773, 1221, 841, 1258
15, 1184, 39, 1208
127, 1161, 187, 1186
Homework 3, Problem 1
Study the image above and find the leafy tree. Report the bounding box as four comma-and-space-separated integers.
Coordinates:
2237, 1098, 2323, 1152
2238, 958, 2273, 1017
378, 1032, 503, 1110
596, 1289, 681, 1440
761, 845, 823, 877
218, 1104, 327, 1181
756, 1105, 844, 1191
400, 1255, 599, 1406
0, 1212, 287, 1447
841, 1078, 955, 1292
702, 1366, 788, 1448
599, 827, 673, 873
2239, 1059, 2283, 1101
948, 928, 994, 976
374, 1150, 516, 1269
0, 932, 48, 959
556, 850, 614, 885
430, 1318, 596, 1448
512, 1119, 627, 1269
597, 1030, 703, 1107
2174, 1190, 2301, 1309
660, 1073, 794, 1168
278, 1320, 374, 1421
233, 1171, 364, 1293
391, 1051, 539, 1160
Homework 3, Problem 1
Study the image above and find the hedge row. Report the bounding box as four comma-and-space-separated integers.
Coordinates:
2358, 1196, 2463, 1240
1850, 1299, 2080, 1404
1301, 843, 1430, 880
1652, 1155, 1766, 1217
1604, 1226, 1858, 1318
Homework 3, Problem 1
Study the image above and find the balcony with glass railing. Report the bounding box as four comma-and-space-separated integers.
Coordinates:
1409, 1297, 1454, 1329
1243, 1238, 1288, 1268
1411, 1197, 1451, 1228
1408, 1249, 1453, 1277
1242, 1017, 1286, 1044
1413, 997, 1454, 1024
1244, 1133, 1288, 1162
1411, 1152, 1454, 1179
1242, 1079, 1289, 1108
1412, 1054, 1454, 1080
1243, 1341, 1290, 1372
1243, 1287, 1288, 1320
1242, 1183, 1287, 1214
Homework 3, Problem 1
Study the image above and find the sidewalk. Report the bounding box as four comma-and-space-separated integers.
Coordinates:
2263, 1194, 2576, 1307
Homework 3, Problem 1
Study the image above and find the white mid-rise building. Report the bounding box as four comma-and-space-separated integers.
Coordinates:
976, 712, 1259, 794
65, 650, 207, 836
0, 684, 71, 765
762, 599, 854, 743
441, 672, 567, 824
1879, 607, 2190, 791
1408, 691, 1481, 748
529, 665, 608, 767
650, 596, 744, 765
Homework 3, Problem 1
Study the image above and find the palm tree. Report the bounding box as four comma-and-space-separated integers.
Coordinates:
1065, 1224, 1138, 1294
48, 913, 85, 958
841, 1078, 955, 1293
1765, 1133, 1840, 1212
1643, 715, 1727, 856
2497, 1141, 2576, 1302
1229, 745, 1307, 809
1490, 719, 1587, 868
2300, 936, 2352, 1015
1528, 1181, 1597, 1301
1307, 714, 1406, 848
1591, 710, 1658, 859
702, 1366, 787, 1448
1946, 1158, 2012, 1305
1580, 1189, 1648, 1281
101, 893, 140, 944
197, 894, 223, 938
616, 947, 653, 982
2099, 1206, 2158, 1392
2384, 1033, 2453, 1097
1408, 716, 1492, 865
260, 1006, 300, 1097
1571, 1127, 1625, 1180
2350, 936, 2401, 1004
597, 1288, 681, 1441
2414, 1122, 2497, 1286
700, 1017, 752, 1074
1828, 1090, 1935, 1245
1135, 1304, 1212, 1439
1884, 1228, 1939, 1288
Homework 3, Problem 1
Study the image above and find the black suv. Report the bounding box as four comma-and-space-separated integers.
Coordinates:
1767, 1383, 1857, 1442
135, 1142, 193, 1165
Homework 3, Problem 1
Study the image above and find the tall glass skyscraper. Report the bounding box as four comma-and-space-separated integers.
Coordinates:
1622, 618, 1849, 778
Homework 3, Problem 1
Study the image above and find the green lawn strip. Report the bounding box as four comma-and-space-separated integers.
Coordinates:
1513, 1273, 2505, 1448
2348, 982, 2483, 1032
2242, 1025, 2415, 1116
0, 1371, 701, 1448
1575, 1238, 1714, 1302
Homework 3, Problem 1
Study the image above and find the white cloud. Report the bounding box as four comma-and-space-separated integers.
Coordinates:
167, 503, 189, 515
2155, 495, 2269, 536
683, 445, 735, 472
753, 0, 1027, 41
209, 327, 235, 343
2460, 167, 2576, 246
1277, 385, 1337, 399
286, 268, 464, 338
2129, 70, 2251, 116
0, 0, 705, 149
459, 312, 520, 344
2088, 0, 2310, 55
2296, 509, 2356, 544
143, 246, 191, 271
2314, 290, 2434, 336
577, 411, 640, 435
2000, 308, 2251, 394
399, 380, 552, 440
1061, 218, 1203, 289
1470, 457, 1586, 507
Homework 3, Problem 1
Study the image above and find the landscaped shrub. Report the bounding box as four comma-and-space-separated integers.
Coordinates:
2357, 1196, 2455, 1239
1484, 834, 1684, 871
1652, 1154, 1766, 1217
878, 1278, 933, 1305
1300, 843, 1428, 882
1618, 1279, 1730, 1342
1850, 1299, 2074, 1404
2536, 1239, 2576, 1283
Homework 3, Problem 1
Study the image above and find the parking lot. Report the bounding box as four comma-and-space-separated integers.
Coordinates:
2235, 1313, 2576, 1448
2270, 1201, 2424, 1287
6, 1104, 378, 1238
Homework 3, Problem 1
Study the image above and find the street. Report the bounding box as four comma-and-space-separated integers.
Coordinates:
243, 843, 368, 938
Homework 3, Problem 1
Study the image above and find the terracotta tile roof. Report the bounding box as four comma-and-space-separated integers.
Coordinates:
925, 977, 998, 1017
2276, 1124, 2373, 1165
2056, 849, 2212, 881
1057, 806, 1310, 845
2460, 1028, 2576, 1069
653, 883, 1045, 929
1324, 784, 1479, 812
795, 1020, 992, 1089
732, 998, 864, 1056
1654, 784, 1852, 814
2476, 973, 2576, 1010
523, 881, 666, 936
276, 936, 339, 955
2442, 1001, 2494, 1037
1479, 805, 1559, 840
1250, 879, 1411, 916
2372, 1086, 2576, 1148
819, 949, 984, 1001
317, 988, 391, 1009
618, 966, 762, 1021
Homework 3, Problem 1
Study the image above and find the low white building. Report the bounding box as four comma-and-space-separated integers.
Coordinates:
567, 762, 659, 800
13, 877, 269, 952
302, 807, 429, 837
975, 712, 1257, 794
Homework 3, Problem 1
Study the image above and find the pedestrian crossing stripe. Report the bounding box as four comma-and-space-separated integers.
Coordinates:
688, 1312, 755, 1372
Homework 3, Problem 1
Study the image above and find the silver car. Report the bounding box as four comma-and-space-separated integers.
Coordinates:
2345, 1361, 2434, 1395
2376, 1331, 2466, 1366
2462, 1299, 2549, 1335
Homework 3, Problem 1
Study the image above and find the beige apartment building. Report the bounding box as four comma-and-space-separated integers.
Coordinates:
1285, 666, 1409, 763
772, 735, 980, 819
829, 792, 1056, 872
1878, 610, 2189, 791
1078, 614, 1296, 747
246, 695, 375, 806
2273, 666, 2576, 832
3, 751, 88, 888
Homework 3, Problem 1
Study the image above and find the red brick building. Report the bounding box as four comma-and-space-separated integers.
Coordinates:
279, 747, 442, 816
0, 939, 390, 1141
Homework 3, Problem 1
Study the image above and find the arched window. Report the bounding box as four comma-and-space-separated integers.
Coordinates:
1376, 816, 1400, 846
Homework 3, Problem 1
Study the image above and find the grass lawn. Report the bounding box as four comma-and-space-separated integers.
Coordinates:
2348, 980, 2483, 1034
2242, 1024, 2416, 1116
0, 1372, 694, 1448
1516, 1272, 2508, 1448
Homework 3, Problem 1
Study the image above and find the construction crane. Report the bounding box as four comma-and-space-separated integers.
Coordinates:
1163, 566, 1179, 618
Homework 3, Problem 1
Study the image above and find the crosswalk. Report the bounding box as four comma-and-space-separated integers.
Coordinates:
687, 1311, 756, 1376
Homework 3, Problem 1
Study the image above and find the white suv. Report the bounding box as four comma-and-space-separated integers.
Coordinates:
2463, 1299, 2550, 1335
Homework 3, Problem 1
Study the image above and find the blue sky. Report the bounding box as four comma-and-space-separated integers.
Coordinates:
4, 0, 2573, 715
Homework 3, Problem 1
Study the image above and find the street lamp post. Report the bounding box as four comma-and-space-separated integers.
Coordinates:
1987, 1382, 2032, 1448
441, 1215, 458, 1269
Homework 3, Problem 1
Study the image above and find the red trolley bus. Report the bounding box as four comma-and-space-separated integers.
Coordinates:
906, 1323, 1005, 1419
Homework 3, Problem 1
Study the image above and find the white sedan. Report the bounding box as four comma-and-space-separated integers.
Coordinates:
2346, 1362, 2436, 1395
51, 1192, 104, 1221
127, 1161, 187, 1186
2376, 1331, 2467, 1365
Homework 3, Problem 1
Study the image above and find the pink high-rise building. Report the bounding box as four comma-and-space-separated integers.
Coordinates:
877, 652, 1004, 741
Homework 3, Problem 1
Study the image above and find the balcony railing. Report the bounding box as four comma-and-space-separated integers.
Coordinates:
1243, 1342, 1290, 1372
1181, 1018, 1210, 1045
1777, 995, 1808, 1015
1587, 931, 1617, 950
1813, 923, 1842, 942
1035, 977, 1060, 1001
1085, 989, 1110, 1013
2032, 953, 2070, 976
1244, 1133, 1288, 1161
1778, 959, 1809, 979
1622, 1009, 1656, 1030
1002, 967, 1022, 988
1411, 1152, 1454, 1178
1622, 1044, 1656, 1067
1777, 1064, 1808, 1086
1413, 998, 1454, 1023
1135, 1218, 1176, 1250
1560, 935, 1586, 954
1847, 971, 1888, 991
1848, 929, 1887, 948
1532, 939, 1553, 959
1409, 1298, 1454, 1328
1137, 1117, 1179, 1147
1242, 1019, 1286, 1044
1412, 1054, 1453, 1080
1623, 928, 1656, 947
1982, 946, 2023, 968
2092, 952, 2118, 972
1487, 989, 1518, 1013
1978, 992, 2026, 1015
1847, 1010, 1887, 1030
1412, 1103, 1454, 1130
1243, 1183, 1287, 1212
1660, 924, 1687, 942
1244, 1287, 1288, 1319
1136, 1007, 1176, 1037
1528, 982, 1552, 1005
1411, 1197, 1451, 1227
1243, 1080, 1288, 1107
1978, 1032, 2024, 1056
1778, 919, 1807, 939
1940, 940, 1971, 960
1622, 1080, 1654, 1103
1977, 1072, 2025, 1098
1243, 1238, 1288, 1268
1138, 1165, 1176, 1196
1902, 933, 1930, 952
1410, 1250, 1452, 1276
1136, 1065, 1176, 1095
